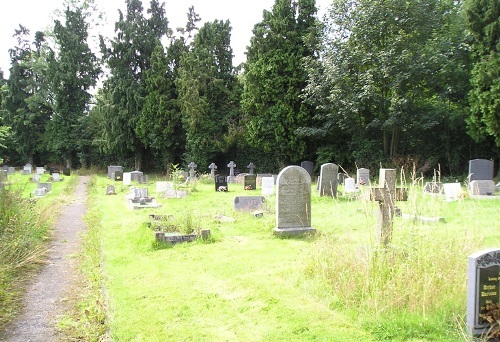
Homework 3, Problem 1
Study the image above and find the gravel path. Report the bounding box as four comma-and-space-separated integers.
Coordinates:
0, 176, 90, 342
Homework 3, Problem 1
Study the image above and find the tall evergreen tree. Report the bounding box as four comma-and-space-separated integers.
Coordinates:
242, 0, 319, 169
47, 6, 100, 167
465, 0, 500, 146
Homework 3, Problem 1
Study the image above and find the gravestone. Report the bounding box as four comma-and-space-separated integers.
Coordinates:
227, 161, 237, 183
300, 161, 314, 177
469, 180, 496, 196
343, 177, 358, 197
32, 174, 40, 182
63, 167, 71, 176
38, 182, 52, 192
188, 162, 197, 182
107, 165, 123, 178
127, 187, 161, 209
357, 168, 370, 185
208, 163, 217, 178
469, 159, 494, 182
52, 173, 61, 181
115, 170, 123, 181
247, 162, 256, 175
34, 188, 47, 196
106, 185, 116, 195
156, 182, 171, 193
123, 172, 132, 186
7, 167, 15, 175
130, 170, 143, 182
318, 163, 339, 197
244, 174, 257, 190
23, 164, 32, 174
261, 177, 275, 196
423, 182, 443, 194
370, 169, 408, 246
467, 249, 500, 336
274, 166, 315, 236
443, 183, 462, 202
215, 175, 228, 192
234, 196, 265, 211
36, 167, 45, 175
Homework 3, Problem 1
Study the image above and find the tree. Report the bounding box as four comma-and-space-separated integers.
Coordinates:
465, 0, 500, 146
176, 19, 238, 168
47, 5, 100, 167
242, 0, 319, 169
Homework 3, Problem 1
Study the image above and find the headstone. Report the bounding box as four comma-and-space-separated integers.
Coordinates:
49, 167, 60, 175
130, 170, 143, 182
227, 161, 237, 183
338, 173, 346, 184
300, 161, 314, 177
370, 169, 408, 246
467, 249, 500, 336
52, 173, 61, 181
107, 165, 123, 178
33, 188, 47, 196
208, 163, 217, 178
188, 162, 197, 181
7, 167, 15, 175
469, 180, 496, 196
36, 167, 45, 175
318, 163, 339, 197
106, 185, 116, 195
115, 170, 123, 181
244, 174, 257, 190
63, 167, 71, 176
261, 177, 275, 196
23, 163, 33, 174
274, 166, 315, 236
357, 168, 370, 185
156, 182, 171, 193
469, 159, 494, 182
32, 174, 40, 182
343, 177, 357, 196
423, 182, 443, 194
234, 196, 265, 211
37, 182, 52, 192
215, 175, 228, 192
247, 162, 256, 175
443, 183, 462, 202
123, 172, 132, 186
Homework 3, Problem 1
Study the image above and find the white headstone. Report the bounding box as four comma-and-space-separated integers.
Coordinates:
343, 177, 357, 194
123, 172, 132, 186
261, 177, 275, 196
52, 173, 60, 181
443, 183, 462, 202
36, 167, 45, 175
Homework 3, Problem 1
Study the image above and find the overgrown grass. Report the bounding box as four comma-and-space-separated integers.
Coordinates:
0, 171, 77, 330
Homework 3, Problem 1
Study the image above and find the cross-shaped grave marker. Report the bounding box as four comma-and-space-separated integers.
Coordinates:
208, 163, 217, 178
370, 168, 408, 246
188, 162, 197, 181
227, 161, 236, 182
247, 162, 256, 175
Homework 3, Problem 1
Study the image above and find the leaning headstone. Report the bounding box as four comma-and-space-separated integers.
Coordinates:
300, 161, 314, 177
244, 174, 257, 190
261, 177, 275, 196
318, 163, 339, 197
107, 165, 123, 178
274, 166, 315, 236
469, 180, 496, 196
423, 182, 443, 194
443, 183, 462, 202
234, 196, 265, 211
227, 161, 237, 183
215, 175, 228, 192
469, 159, 494, 182
208, 163, 217, 178
247, 162, 256, 175
356, 168, 370, 185
467, 248, 500, 336
123, 172, 132, 186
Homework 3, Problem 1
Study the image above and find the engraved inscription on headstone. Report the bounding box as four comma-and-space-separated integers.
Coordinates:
318, 163, 339, 197
215, 175, 228, 192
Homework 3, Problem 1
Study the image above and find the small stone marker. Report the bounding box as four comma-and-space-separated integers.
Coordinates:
370, 169, 408, 245
318, 163, 339, 197
469, 180, 496, 196
300, 161, 314, 177
123, 172, 132, 186
215, 175, 228, 192
274, 165, 315, 236
469, 159, 494, 182
227, 161, 237, 183
356, 168, 370, 185
247, 162, 256, 175
261, 177, 275, 196
52, 173, 61, 181
208, 163, 217, 177
37, 182, 52, 192
443, 183, 462, 201
467, 248, 500, 336
106, 185, 116, 195
36, 167, 45, 175
244, 174, 257, 190
234, 196, 265, 211
188, 162, 197, 181
423, 182, 443, 194
343, 177, 358, 197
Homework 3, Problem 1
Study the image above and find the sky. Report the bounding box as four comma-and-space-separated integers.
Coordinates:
0, 0, 330, 78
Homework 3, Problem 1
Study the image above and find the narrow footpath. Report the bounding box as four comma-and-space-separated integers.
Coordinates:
0, 176, 90, 342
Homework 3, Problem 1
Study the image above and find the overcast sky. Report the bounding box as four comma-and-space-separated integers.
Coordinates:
0, 0, 330, 78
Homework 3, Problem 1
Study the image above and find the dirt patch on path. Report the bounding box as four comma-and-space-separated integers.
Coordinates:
0, 176, 90, 342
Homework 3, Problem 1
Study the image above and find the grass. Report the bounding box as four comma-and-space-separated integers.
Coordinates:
73, 173, 499, 341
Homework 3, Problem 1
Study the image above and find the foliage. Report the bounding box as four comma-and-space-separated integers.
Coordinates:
465, 0, 500, 146
242, 0, 320, 169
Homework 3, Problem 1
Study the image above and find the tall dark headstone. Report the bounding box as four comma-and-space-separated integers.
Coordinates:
318, 163, 339, 197
300, 161, 314, 177
244, 174, 257, 190
215, 175, 228, 192
469, 159, 494, 181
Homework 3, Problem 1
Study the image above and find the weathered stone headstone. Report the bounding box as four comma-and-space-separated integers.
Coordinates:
443, 183, 462, 202
130, 170, 143, 182
274, 166, 315, 236
357, 168, 370, 185
300, 161, 314, 177
244, 174, 257, 190
106, 185, 116, 195
423, 182, 443, 194
208, 163, 217, 178
188, 162, 197, 182
234, 196, 265, 211
36, 167, 45, 175
215, 175, 228, 192
467, 249, 500, 336
247, 162, 256, 175
370, 169, 408, 245
107, 165, 123, 178
261, 177, 275, 196
7, 167, 15, 175
115, 170, 123, 181
469, 159, 494, 182
23, 164, 33, 175
32, 174, 40, 182
343, 177, 357, 197
469, 180, 496, 196
318, 163, 339, 197
38, 182, 52, 192
227, 161, 237, 183
123, 172, 132, 186
52, 173, 61, 181
33, 188, 47, 196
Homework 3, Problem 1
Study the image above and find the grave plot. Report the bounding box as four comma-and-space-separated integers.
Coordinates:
126, 188, 161, 209
145, 213, 210, 245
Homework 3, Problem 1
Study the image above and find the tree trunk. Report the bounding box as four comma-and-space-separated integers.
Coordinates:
390, 126, 400, 158
383, 128, 389, 156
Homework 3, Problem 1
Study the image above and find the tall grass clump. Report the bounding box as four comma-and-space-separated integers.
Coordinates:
0, 188, 53, 328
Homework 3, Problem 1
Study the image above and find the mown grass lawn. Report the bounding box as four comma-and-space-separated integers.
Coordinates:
83, 174, 500, 341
